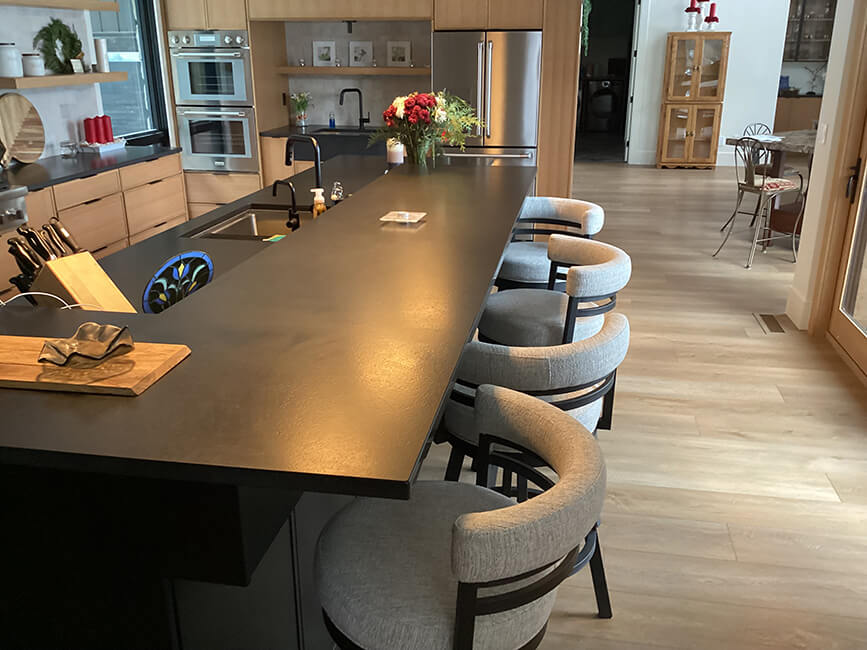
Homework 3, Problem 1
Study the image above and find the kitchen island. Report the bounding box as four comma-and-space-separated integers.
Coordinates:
0, 155, 536, 649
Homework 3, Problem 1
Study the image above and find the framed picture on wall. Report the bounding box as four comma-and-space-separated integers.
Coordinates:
313, 41, 336, 67
387, 41, 411, 67
350, 41, 373, 67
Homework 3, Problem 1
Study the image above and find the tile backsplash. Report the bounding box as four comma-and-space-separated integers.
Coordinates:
283, 21, 432, 127
0, 7, 100, 158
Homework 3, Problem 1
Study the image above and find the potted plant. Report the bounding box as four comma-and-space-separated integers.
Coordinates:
290, 92, 312, 127
371, 90, 482, 169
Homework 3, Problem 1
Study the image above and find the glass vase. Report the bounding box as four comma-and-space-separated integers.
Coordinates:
296, 111, 308, 128
404, 139, 433, 170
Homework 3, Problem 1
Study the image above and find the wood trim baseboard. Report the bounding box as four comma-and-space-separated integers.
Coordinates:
826, 331, 867, 388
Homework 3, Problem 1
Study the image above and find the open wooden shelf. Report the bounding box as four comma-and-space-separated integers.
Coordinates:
0, 0, 118, 10
0, 71, 127, 89
277, 66, 430, 77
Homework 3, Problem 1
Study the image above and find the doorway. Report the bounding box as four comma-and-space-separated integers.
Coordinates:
574, 0, 637, 163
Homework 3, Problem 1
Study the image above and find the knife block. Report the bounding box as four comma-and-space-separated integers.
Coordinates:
30, 252, 137, 313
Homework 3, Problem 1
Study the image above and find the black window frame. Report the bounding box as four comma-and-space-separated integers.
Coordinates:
95, 0, 169, 146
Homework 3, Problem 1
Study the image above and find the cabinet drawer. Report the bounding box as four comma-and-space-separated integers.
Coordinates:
53, 170, 121, 210
93, 238, 129, 260
24, 187, 56, 228
124, 173, 187, 236
120, 154, 182, 190
129, 216, 188, 246
189, 202, 221, 218
57, 192, 128, 253
185, 172, 260, 204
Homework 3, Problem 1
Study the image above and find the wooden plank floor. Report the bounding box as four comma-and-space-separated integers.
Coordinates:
418, 162, 867, 649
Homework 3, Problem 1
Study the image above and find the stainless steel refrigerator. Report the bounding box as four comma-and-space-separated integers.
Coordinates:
433, 30, 542, 165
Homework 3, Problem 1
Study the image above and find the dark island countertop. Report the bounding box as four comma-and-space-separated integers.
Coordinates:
260, 124, 385, 161
0, 155, 535, 500
1, 145, 182, 191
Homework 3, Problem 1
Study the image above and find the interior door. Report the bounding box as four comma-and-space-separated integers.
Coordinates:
433, 31, 485, 147
829, 114, 867, 374
666, 34, 698, 101
485, 30, 542, 148
624, 0, 642, 161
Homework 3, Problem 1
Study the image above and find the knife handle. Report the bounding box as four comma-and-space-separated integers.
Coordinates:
49, 217, 82, 253
9, 275, 37, 302
17, 226, 56, 261
7, 237, 42, 275
41, 224, 67, 257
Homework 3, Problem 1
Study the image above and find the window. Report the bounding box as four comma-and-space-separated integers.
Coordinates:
91, 0, 167, 142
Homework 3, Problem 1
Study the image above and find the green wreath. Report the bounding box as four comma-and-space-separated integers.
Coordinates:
33, 18, 83, 75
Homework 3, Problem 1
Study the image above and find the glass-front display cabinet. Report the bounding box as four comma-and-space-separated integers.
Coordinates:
784, 0, 836, 62
665, 33, 731, 102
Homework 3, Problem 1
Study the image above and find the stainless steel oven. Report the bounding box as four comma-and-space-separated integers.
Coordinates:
169, 30, 253, 107
176, 106, 259, 173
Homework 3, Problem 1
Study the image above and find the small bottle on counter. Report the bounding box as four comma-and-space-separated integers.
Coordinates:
311, 188, 327, 217
329, 112, 336, 128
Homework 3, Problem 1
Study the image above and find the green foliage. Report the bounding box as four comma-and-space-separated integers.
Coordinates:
290, 91, 311, 114
582, 0, 592, 56
33, 18, 82, 75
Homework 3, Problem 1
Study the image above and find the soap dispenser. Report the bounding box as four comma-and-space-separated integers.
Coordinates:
311, 188, 327, 217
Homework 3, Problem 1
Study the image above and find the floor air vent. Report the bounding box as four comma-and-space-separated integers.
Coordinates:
753, 313, 787, 334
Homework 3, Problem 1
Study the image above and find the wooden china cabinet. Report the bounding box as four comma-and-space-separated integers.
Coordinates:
656, 31, 731, 169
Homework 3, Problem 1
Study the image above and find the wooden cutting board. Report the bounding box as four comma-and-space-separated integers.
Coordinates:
0, 335, 190, 396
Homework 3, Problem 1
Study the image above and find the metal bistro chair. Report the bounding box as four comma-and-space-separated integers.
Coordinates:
713, 137, 804, 268
480, 235, 632, 348
496, 197, 605, 290
315, 385, 609, 650
743, 122, 799, 179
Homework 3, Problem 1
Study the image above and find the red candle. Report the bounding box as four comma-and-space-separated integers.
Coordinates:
83, 117, 96, 144
709, 2, 717, 17
93, 115, 106, 143
103, 115, 113, 143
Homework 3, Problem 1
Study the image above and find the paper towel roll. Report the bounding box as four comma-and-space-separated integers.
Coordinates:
94, 38, 110, 73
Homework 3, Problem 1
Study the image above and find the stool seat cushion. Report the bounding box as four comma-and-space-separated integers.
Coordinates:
479, 289, 604, 347
742, 177, 799, 193
316, 481, 557, 650
498, 241, 550, 284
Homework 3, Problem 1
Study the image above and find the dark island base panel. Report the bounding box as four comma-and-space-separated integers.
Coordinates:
0, 466, 347, 650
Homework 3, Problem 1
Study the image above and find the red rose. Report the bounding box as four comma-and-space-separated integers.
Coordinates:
408, 113, 418, 124
405, 96, 416, 109
419, 108, 430, 124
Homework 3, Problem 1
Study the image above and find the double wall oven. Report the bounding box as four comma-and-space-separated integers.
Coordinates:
169, 30, 259, 173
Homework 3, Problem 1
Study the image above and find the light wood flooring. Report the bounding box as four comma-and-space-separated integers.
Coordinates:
419, 162, 867, 649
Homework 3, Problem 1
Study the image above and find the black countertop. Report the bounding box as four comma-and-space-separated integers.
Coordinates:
2, 145, 182, 191
0, 155, 536, 499
260, 124, 385, 161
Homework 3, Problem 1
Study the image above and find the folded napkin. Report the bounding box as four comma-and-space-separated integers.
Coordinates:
39, 322, 134, 368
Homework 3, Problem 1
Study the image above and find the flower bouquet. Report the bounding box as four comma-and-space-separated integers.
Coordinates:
290, 91, 312, 127
370, 91, 482, 168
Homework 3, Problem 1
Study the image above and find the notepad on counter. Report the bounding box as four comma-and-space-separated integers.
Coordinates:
380, 211, 427, 224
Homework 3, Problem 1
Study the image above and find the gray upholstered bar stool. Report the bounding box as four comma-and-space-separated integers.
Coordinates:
315, 385, 609, 650
481, 235, 632, 347
496, 197, 605, 290
442, 312, 630, 481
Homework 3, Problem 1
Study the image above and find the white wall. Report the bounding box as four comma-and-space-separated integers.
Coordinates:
283, 21, 431, 128
627, 0, 789, 165
786, 0, 858, 328
0, 7, 100, 157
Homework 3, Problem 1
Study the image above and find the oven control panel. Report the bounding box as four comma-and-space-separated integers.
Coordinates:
169, 30, 248, 48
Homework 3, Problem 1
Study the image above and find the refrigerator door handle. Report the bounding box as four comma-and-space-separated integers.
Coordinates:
441, 152, 533, 159
476, 42, 485, 137
485, 41, 493, 138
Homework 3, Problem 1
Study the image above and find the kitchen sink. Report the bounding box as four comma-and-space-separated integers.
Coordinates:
187, 204, 297, 241
313, 127, 370, 135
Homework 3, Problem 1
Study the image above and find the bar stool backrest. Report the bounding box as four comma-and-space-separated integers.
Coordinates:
743, 122, 772, 136
734, 137, 771, 190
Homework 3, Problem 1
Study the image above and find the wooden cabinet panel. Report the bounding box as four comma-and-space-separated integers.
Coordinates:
124, 174, 187, 236
488, 0, 543, 29
434, 0, 487, 29
92, 238, 129, 260
24, 187, 56, 228
185, 172, 260, 204
165, 0, 207, 29
774, 96, 822, 132
658, 104, 692, 164
260, 137, 293, 187
119, 154, 182, 190
57, 192, 128, 253
205, 0, 246, 28
664, 32, 731, 103
188, 203, 221, 218
249, 0, 431, 20
53, 170, 121, 211
689, 104, 722, 164
295, 161, 315, 175
129, 216, 188, 246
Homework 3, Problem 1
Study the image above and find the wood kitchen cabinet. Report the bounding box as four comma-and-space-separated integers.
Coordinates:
164, 0, 246, 30
657, 32, 729, 168
774, 96, 822, 132
249, 0, 431, 20
657, 103, 722, 168
435, 0, 542, 30
260, 137, 315, 187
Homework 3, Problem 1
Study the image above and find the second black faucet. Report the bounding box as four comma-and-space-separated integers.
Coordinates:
339, 88, 371, 132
